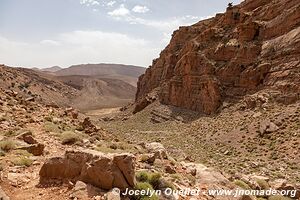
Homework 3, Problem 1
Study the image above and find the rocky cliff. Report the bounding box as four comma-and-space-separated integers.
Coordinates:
136, 0, 300, 114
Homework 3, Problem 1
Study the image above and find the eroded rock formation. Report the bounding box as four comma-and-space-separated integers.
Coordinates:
136, 0, 300, 114
39, 149, 136, 190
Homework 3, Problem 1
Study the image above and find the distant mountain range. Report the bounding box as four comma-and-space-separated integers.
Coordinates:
1, 63, 146, 111
37, 63, 145, 87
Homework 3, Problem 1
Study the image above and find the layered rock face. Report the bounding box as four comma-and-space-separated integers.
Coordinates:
136, 0, 300, 114
39, 149, 136, 190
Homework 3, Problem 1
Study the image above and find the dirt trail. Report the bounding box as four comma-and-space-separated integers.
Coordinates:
85, 107, 121, 117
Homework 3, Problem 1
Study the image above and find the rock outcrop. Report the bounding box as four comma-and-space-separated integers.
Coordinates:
135, 0, 300, 114
39, 149, 136, 191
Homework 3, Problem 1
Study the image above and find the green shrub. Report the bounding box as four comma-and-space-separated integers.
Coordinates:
60, 131, 82, 145
234, 180, 251, 190
256, 179, 270, 190
135, 171, 162, 189
13, 149, 32, 157
4, 130, 18, 137
139, 154, 150, 163
136, 171, 150, 182
0, 140, 16, 152
134, 182, 158, 200
149, 173, 161, 189
12, 157, 33, 167
170, 173, 181, 180
44, 122, 60, 133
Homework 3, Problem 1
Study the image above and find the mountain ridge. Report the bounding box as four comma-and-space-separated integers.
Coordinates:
135, 0, 300, 114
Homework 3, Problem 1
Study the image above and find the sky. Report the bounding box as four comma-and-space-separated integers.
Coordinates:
0, 0, 242, 68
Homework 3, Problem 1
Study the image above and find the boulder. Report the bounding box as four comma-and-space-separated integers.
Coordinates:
181, 162, 230, 186
79, 117, 99, 134
17, 131, 38, 144
145, 142, 168, 159
165, 165, 176, 174
19, 143, 44, 156
259, 120, 279, 136
39, 149, 136, 191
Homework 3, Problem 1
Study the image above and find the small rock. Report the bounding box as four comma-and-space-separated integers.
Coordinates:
252, 112, 262, 118
106, 188, 120, 200
259, 120, 279, 136
19, 143, 44, 156
17, 131, 38, 144
25, 97, 34, 102
74, 181, 87, 191
165, 165, 176, 174
269, 179, 287, 189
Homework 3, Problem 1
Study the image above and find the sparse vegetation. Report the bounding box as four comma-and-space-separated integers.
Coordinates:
13, 149, 33, 157
148, 173, 161, 189
3, 130, 18, 137
60, 131, 83, 145
133, 182, 158, 200
256, 178, 270, 190
0, 140, 16, 152
12, 156, 33, 167
136, 171, 150, 182
44, 121, 61, 133
234, 180, 251, 190
135, 171, 174, 192
140, 154, 150, 163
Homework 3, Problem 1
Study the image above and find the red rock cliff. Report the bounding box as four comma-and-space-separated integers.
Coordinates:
135, 0, 300, 114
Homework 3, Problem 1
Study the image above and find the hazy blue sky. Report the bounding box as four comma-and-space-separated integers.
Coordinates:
0, 0, 242, 68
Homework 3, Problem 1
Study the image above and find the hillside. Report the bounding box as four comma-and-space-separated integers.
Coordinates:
135, 0, 300, 114
1, 0, 300, 199
55, 75, 136, 111
55, 63, 146, 87
0, 65, 137, 111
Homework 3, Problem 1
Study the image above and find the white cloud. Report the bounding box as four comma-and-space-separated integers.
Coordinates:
109, 13, 209, 33
107, 1, 116, 7
40, 40, 60, 46
0, 31, 160, 68
108, 4, 130, 17
80, 0, 100, 6
132, 5, 149, 13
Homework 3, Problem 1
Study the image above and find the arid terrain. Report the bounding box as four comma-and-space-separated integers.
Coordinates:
0, 64, 144, 112
1, 0, 300, 200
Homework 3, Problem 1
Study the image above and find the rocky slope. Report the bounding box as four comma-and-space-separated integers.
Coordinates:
135, 0, 300, 114
0, 86, 254, 200
0, 65, 138, 111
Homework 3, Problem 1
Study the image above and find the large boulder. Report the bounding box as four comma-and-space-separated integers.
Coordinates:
39, 149, 136, 191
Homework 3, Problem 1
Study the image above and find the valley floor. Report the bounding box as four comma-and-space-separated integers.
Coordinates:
92, 100, 300, 184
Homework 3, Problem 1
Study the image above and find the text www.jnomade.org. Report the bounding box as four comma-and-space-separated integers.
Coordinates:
122, 188, 298, 198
